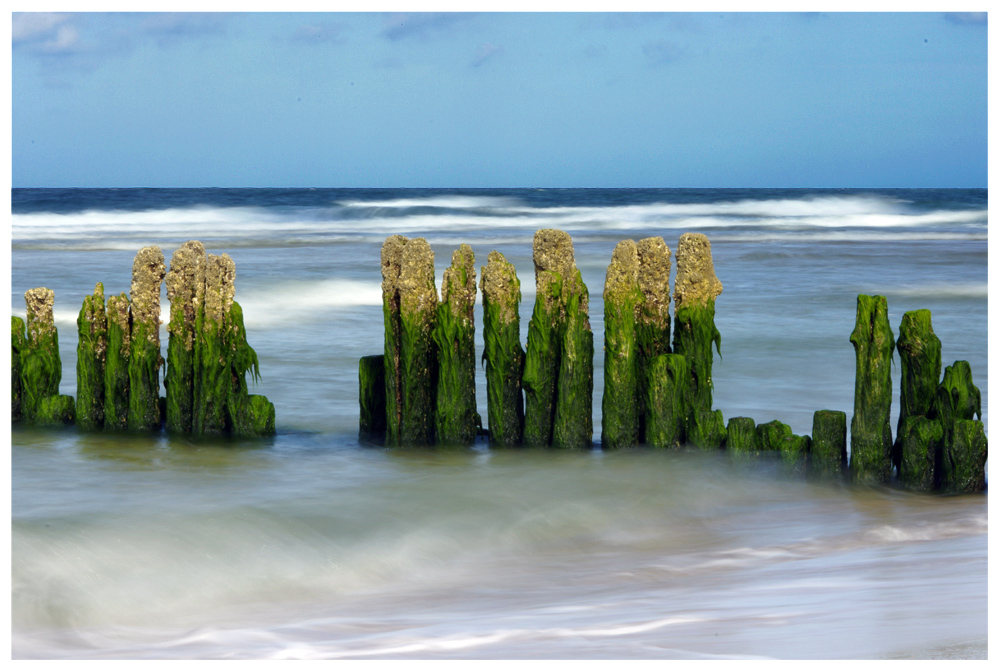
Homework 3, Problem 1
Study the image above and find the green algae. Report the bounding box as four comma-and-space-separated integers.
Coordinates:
480, 250, 524, 447
644, 354, 687, 449
398, 238, 438, 446
127, 246, 166, 431
103, 293, 131, 431
192, 253, 233, 435
381, 235, 407, 445
602, 240, 643, 450
810, 410, 847, 479
522, 269, 563, 447
36, 394, 75, 426
552, 268, 593, 450
20, 288, 63, 425
849, 294, 895, 485
164, 241, 206, 434
725, 417, 760, 456
359, 354, 387, 442
779, 433, 811, 476
893, 309, 941, 470
757, 420, 792, 452
434, 244, 477, 446
12, 316, 26, 422
897, 415, 942, 491
76, 283, 108, 430
689, 408, 726, 450
225, 301, 271, 438
935, 360, 981, 426
940, 418, 987, 493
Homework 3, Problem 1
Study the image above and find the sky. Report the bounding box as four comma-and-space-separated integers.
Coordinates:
9, 9, 989, 188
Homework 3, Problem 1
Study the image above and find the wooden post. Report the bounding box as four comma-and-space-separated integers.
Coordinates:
480, 250, 524, 447
849, 294, 894, 485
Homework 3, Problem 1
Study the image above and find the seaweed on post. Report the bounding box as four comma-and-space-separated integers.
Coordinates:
552, 267, 593, 450
381, 235, 407, 446
810, 410, 847, 479
76, 283, 108, 430
602, 240, 643, 450
127, 246, 166, 432
672, 233, 724, 448
12, 316, 26, 423
896, 415, 942, 491
848, 294, 894, 485
164, 241, 206, 434
635, 237, 672, 444
20, 288, 73, 425
225, 300, 273, 438
359, 354, 387, 442
193, 253, 234, 435
725, 416, 760, 457
934, 361, 986, 493
103, 293, 131, 430
523, 229, 575, 447
398, 238, 438, 446
434, 244, 477, 446
644, 354, 687, 448
757, 420, 792, 452
480, 250, 524, 447
893, 309, 941, 471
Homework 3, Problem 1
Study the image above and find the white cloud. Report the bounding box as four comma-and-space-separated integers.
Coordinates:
12, 12, 81, 54
472, 42, 503, 68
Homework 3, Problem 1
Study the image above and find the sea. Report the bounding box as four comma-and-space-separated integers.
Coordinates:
9, 188, 988, 659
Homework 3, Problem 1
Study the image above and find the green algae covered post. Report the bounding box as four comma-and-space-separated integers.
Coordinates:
672, 233, 725, 448
480, 250, 524, 447
76, 283, 108, 430
523, 229, 573, 447
601, 240, 642, 449
193, 252, 236, 435
935, 361, 986, 493
635, 237, 673, 444
726, 417, 760, 456
644, 354, 688, 448
893, 309, 941, 470
434, 244, 477, 446
164, 241, 206, 434
12, 316, 26, 422
779, 433, 811, 476
224, 300, 273, 438
811, 410, 847, 479
103, 293, 131, 430
757, 419, 792, 452
20, 288, 74, 425
552, 266, 593, 450
359, 354, 387, 442
127, 246, 166, 431
897, 415, 942, 491
380, 235, 407, 445
398, 238, 438, 445
849, 294, 895, 485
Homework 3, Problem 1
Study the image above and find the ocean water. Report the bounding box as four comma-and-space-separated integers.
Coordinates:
10, 188, 987, 659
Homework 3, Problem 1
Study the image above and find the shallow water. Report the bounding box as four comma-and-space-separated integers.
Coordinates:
10, 188, 988, 658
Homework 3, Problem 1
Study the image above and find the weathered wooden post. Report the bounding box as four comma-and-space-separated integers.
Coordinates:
602, 240, 642, 449
635, 237, 673, 445
672, 233, 725, 448
76, 283, 108, 430
127, 246, 166, 431
523, 229, 571, 447
480, 250, 524, 447
811, 410, 847, 479
20, 288, 74, 425
848, 294, 894, 485
359, 354, 386, 442
552, 263, 593, 450
779, 433, 811, 476
893, 309, 941, 481
434, 244, 477, 446
380, 236, 438, 446
725, 416, 760, 456
757, 419, 791, 452
164, 241, 206, 434
192, 252, 234, 435
224, 300, 274, 438
103, 293, 131, 430
644, 354, 687, 448
896, 416, 942, 491
935, 361, 987, 493
11, 317, 26, 422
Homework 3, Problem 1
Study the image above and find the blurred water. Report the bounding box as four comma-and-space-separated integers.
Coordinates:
10, 188, 988, 658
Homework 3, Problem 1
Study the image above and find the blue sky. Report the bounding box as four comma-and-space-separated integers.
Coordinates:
10, 11, 988, 188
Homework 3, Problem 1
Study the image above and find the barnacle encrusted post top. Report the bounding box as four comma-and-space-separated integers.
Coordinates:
637, 236, 671, 320
24, 287, 56, 341
203, 253, 236, 326
130, 245, 166, 336
481, 250, 521, 325
381, 234, 408, 299
441, 243, 476, 317
165, 241, 207, 344
399, 237, 436, 314
673, 232, 722, 310
533, 228, 575, 284
603, 239, 639, 302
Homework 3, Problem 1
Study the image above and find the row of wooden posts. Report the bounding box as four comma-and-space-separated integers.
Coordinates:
11, 241, 275, 437
360, 229, 987, 493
